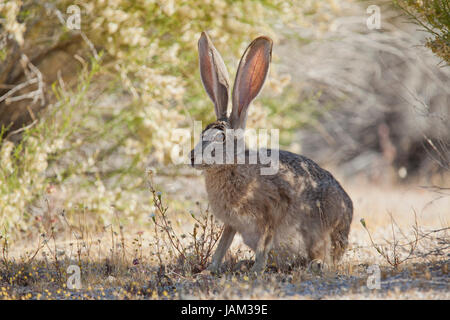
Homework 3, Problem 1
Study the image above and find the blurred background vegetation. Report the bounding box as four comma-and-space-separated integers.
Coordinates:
0, 0, 448, 239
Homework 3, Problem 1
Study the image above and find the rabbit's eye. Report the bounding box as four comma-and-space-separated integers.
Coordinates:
214, 132, 225, 142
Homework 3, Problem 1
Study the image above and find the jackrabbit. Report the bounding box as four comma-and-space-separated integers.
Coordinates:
190, 32, 353, 273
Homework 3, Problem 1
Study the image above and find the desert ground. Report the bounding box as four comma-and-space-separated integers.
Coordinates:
1, 171, 448, 300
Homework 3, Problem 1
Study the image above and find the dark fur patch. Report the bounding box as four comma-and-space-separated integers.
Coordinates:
202, 120, 230, 134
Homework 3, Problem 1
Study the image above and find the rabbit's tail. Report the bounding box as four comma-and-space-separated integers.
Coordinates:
330, 209, 352, 263
330, 226, 349, 263
330, 189, 353, 263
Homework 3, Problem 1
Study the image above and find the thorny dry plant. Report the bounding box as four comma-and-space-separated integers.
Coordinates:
360, 212, 449, 269
146, 169, 223, 274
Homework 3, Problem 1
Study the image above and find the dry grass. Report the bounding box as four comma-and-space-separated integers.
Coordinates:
1, 173, 448, 300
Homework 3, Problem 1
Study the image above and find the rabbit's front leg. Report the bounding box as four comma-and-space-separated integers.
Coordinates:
208, 225, 236, 273
250, 229, 274, 273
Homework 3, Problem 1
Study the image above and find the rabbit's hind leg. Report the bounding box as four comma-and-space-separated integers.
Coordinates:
308, 233, 333, 269
250, 227, 274, 273
208, 225, 236, 273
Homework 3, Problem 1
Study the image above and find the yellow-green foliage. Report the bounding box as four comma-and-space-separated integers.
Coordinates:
395, 0, 450, 64
0, 0, 338, 237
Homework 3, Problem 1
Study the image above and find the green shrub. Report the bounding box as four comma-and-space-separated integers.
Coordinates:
395, 0, 450, 64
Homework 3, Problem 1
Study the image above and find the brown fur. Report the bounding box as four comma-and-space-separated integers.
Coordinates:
192, 32, 353, 273
201, 144, 353, 272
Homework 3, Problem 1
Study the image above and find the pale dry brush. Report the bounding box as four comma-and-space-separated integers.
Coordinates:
279, 1, 450, 179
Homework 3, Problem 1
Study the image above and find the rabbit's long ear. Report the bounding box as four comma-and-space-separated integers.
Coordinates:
198, 32, 230, 120
230, 36, 272, 129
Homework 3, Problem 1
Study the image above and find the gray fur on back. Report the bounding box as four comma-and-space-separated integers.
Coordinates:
203, 148, 353, 268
